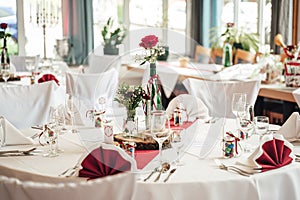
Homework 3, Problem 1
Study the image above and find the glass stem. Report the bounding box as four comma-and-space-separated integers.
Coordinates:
159, 142, 163, 164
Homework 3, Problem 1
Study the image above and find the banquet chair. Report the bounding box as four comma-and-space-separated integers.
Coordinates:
65, 69, 119, 125
87, 54, 121, 73
234, 49, 256, 65
0, 81, 59, 129
10, 55, 40, 72
194, 45, 212, 64
0, 172, 136, 200
183, 78, 261, 118
166, 94, 209, 121
210, 48, 223, 65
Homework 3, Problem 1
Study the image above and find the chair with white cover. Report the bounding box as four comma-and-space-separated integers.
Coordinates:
183, 78, 261, 118
87, 54, 121, 74
65, 69, 119, 125
0, 81, 60, 129
10, 55, 40, 72
0, 172, 136, 200
166, 94, 209, 121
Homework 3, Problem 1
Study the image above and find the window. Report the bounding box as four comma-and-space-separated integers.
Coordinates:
221, 0, 272, 52
92, 0, 187, 56
0, 0, 18, 55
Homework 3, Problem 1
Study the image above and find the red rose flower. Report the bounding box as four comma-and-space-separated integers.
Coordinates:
0, 23, 8, 30
139, 35, 159, 49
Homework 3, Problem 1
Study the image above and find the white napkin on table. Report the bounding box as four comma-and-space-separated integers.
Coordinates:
0, 117, 34, 145
276, 112, 300, 142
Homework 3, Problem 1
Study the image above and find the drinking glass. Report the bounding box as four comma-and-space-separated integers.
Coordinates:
232, 93, 247, 118
254, 116, 269, 137
65, 95, 78, 133
237, 111, 254, 152
1, 65, 10, 87
49, 105, 66, 152
171, 130, 185, 166
150, 110, 171, 165
43, 125, 58, 157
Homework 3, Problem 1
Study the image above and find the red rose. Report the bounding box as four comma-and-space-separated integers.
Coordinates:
0, 23, 8, 30
139, 35, 159, 49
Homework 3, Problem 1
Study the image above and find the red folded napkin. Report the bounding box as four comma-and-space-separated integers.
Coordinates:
38, 74, 59, 85
78, 146, 132, 179
248, 134, 294, 172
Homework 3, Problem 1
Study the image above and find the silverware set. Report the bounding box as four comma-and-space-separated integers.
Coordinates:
215, 159, 261, 177
0, 147, 37, 156
143, 162, 177, 182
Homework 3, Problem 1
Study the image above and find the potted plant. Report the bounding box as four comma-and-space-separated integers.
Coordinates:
101, 17, 126, 55
210, 23, 260, 53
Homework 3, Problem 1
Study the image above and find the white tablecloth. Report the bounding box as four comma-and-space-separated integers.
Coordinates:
0, 118, 300, 199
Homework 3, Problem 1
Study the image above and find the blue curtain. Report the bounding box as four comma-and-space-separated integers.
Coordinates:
191, 0, 221, 53
62, 0, 94, 65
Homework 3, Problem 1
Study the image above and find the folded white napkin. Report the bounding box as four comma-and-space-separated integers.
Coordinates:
0, 117, 34, 145
166, 94, 210, 121
276, 112, 300, 142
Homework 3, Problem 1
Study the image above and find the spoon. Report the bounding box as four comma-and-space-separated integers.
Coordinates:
163, 168, 177, 182
143, 167, 160, 182
154, 162, 170, 182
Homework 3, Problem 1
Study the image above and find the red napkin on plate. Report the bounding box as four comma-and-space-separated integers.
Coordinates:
248, 134, 294, 172
38, 74, 59, 85
78, 146, 132, 179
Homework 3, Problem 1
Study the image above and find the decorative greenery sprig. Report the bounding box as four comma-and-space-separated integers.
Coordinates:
101, 17, 126, 47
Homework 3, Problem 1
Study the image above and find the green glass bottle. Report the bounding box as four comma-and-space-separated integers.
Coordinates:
222, 38, 232, 67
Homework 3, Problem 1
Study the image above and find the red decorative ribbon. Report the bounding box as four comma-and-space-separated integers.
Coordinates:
226, 132, 240, 155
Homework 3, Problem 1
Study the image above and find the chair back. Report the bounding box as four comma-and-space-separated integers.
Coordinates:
234, 49, 256, 65
87, 54, 121, 73
183, 78, 261, 118
211, 48, 223, 65
0, 81, 59, 129
10, 55, 40, 72
194, 45, 212, 64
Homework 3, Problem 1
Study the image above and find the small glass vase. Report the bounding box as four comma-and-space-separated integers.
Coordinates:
125, 109, 137, 135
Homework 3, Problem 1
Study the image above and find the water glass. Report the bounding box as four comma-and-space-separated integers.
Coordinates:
65, 94, 78, 133
254, 116, 269, 137
232, 93, 247, 117
43, 125, 58, 157
150, 110, 171, 165
1, 67, 10, 87
171, 130, 185, 166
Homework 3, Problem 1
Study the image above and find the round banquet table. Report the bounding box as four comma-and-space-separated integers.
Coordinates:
1, 118, 300, 200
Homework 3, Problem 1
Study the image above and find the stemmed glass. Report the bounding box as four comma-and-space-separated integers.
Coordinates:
49, 105, 66, 152
43, 124, 58, 157
1, 65, 10, 87
25, 58, 36, 84
232, 93, 247, 119
171, 130, 185, 166
237, 111, 254, 152
65, 94, 78, 133
150, 110, 171, 165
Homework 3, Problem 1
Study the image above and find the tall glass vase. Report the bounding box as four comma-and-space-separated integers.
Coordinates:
145, 62, 162, 129
149, 62, 162, 110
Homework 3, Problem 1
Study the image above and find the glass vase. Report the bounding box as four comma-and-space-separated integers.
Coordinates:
148, 62, 162, 110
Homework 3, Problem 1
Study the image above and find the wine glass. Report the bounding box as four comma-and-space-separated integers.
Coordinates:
171, 130, 185, 166
232, 93, 247, 118
49, 105, 66, 152
25, 58, 36, 84
43, 125, 58, 157
254, 116, 269, 138
65, 94, 78, 133
150, 110, 171, 165
1, 65, 10, 87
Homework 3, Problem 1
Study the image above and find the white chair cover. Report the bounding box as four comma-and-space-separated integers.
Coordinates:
87, 54, 121, 73
65, 68, 119, 107
0, 172, 136, 200
10, 55, 40, 72
166, 94, 210, 121
0, 81, 59, 129
183, 78, 261, 118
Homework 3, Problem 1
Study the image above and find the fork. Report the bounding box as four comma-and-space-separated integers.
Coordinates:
59, 163, 81, 177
